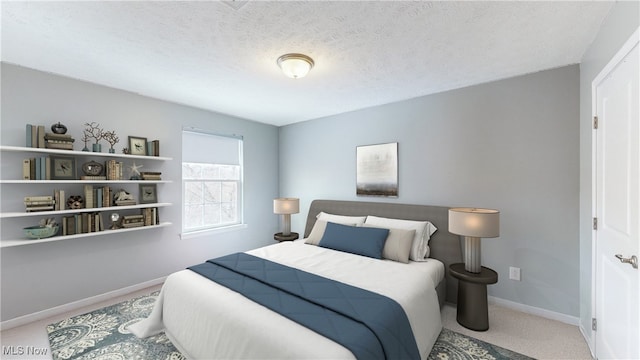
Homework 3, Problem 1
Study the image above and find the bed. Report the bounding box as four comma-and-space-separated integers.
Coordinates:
130, 199, 463, 359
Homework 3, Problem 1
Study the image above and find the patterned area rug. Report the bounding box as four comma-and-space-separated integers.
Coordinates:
47, 291, 533, 360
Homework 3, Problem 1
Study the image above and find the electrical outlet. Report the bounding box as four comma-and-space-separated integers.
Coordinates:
509, 267, 521, 281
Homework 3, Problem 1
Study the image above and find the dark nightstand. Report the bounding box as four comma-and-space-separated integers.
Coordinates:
274, 232, 299, 242
449, 263, 498, 331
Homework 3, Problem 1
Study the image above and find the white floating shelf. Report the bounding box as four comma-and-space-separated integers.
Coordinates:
0, 222, 173, 248
0, 202, 173, 218
0, 180, 172, 184
0, 145, 172, 161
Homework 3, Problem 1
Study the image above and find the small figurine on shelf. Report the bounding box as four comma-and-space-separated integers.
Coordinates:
66, 195, 84, 209
103, 130, 119, 153
114, 189, 136, 206
110, 212, 121, 229
51, 122, 68, 134
83, 122, 104, 152
122, 147, 130, 155
128, 161, 143, 180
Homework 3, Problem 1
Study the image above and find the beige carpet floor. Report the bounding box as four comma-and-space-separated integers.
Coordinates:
441, 303, 592, 359
1, 285, 592, 360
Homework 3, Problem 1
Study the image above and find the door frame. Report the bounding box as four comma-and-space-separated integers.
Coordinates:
591, 26, 640, 357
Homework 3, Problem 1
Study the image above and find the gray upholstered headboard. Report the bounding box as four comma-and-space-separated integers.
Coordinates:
304, 199, 462, 304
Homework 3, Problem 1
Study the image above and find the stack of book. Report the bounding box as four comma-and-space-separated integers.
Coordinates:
24, 195, 55, 212
114, 195, 136, 206
61, 212, 104, 235
147, 140, 160, 156
26, 124, 45, 148
122, 214, 144, 228
142, 207, 159, 226
83, 185, 113, 208
22, 157, 50, 180
44, 132, 75, 150
105, 160, 124, 180
53, 190, 66, 210
140, 171, 162, 180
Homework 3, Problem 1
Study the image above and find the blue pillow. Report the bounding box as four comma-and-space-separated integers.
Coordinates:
318, 222, 389, 259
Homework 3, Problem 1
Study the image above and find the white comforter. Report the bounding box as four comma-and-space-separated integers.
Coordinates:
130, 240, 444, 359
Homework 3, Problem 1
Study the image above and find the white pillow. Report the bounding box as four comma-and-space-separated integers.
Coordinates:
316, 212, 366, 225
305, 220, 329, 245
363, 224, 415, 263
364, 215, 437, 261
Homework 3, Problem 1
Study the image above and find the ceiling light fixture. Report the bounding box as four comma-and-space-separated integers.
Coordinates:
277, 53, 314, 79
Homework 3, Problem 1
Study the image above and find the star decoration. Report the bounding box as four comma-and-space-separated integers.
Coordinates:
128, 161, 144, 179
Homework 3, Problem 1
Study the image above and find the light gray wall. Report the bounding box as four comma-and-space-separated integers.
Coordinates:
0, 63, 280, 321
280, 65, 580, 317
578, 1, 639, 344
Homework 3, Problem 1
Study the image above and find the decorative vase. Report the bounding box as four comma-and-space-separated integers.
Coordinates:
51, 122, 68, 134
109, 148, 115, 153
82, 144, 90, 152
92, 143, 102, 152
82, 160, 104, 176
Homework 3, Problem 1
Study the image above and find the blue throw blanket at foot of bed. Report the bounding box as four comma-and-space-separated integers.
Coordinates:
188, 252, 420, 360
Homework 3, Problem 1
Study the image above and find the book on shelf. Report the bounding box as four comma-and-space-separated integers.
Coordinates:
25, 124, 48, 148
23, 157, 51, 180
121, 221, 144, 228
105, 160, 124, 180
45, 157, 51, 180
26, 124, 33, 147
122, 214, 144, 221
45, 133, 75, 150
140, 171, 162, 180
62, 216, 76, 236
141, 175, 162, 180
54, 189, 66, 210
84, 185, 94, 209
29, 157, 36, 179
24, 195, 54, 202
146, 140, 160, 157
122, 214, 145, 228
24, 200, 55, 206
25, 205, 55, 212
96, 187, 103, 208
44, 132, 75, 141
115, 199, 136, 206
102, 186, 111, 207
141, 207, 159, 226
80, 175, 107, 180
35, 157, 40, 180
37, 125, 45, 148
24, 194, 55, 212
46, 142, 74, 150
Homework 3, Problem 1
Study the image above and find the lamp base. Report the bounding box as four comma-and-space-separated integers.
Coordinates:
464, 236, 482, 273
274, 232, 299, 242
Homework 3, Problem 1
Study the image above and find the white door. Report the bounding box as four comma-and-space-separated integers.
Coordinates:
594, 29, 639, 360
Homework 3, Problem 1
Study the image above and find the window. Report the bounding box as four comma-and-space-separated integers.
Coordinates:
182, 130, 243, 234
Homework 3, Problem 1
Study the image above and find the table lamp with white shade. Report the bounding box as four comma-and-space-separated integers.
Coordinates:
274, 198, 300, 240
448, 207, 500, 273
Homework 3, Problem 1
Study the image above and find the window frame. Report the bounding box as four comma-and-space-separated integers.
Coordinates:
180, 129, 244, 238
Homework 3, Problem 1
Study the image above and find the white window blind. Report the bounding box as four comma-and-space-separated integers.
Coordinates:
182, 129, 243, 234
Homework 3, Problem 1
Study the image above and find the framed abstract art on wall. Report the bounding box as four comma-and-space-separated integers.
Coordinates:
356, 142, 398, 197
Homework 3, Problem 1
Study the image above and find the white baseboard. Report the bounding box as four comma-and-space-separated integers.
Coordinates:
488, 296, 580, 326
579, 323, 596, 359
0, 277, 166, 331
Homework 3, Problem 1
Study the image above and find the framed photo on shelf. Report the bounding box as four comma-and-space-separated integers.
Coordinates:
139, 183, 157, 204
50, 156, 77, 180
128, 136, 148, 156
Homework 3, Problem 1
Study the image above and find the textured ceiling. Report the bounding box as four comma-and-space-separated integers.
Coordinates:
1, 1, 613, 126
